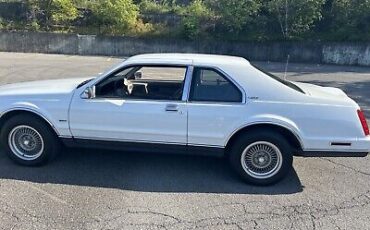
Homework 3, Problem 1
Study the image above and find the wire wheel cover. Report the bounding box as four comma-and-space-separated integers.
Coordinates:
241, 141, 283, 179
8, 125, 44, 160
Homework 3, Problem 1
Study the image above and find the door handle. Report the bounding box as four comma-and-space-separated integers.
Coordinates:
165, 104, 179, 112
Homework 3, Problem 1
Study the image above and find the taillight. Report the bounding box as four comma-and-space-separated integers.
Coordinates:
357, 109, 369, 136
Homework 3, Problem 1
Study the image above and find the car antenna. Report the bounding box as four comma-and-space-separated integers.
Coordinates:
284, 54, 290, 80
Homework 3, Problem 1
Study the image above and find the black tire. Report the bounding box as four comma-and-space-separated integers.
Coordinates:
0, 114, 61, 166
229, 130, 293, 185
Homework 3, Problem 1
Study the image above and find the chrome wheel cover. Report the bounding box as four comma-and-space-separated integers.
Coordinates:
241, 141, 283, 179
8, 125, 44, 161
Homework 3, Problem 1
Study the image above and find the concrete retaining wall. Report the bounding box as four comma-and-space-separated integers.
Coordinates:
1, 31, 370, 66
322, 43, 370, 66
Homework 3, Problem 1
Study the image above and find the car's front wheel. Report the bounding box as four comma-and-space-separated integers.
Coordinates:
229, 130, 293, 185
0, 114, 60, 166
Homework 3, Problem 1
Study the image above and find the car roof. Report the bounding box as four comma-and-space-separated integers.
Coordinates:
125, 53, 250, 66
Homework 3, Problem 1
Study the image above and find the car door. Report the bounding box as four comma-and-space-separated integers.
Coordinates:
187, 67, 246, 147
69, 65, 189, 145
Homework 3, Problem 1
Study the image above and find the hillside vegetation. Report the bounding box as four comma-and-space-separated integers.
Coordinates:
0, 0, 369, 41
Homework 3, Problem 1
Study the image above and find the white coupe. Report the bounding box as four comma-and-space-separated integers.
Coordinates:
0, 54, 369, 185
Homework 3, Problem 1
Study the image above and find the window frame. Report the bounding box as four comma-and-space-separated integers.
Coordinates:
187, 66, 245, 104
92, 64, 191, 102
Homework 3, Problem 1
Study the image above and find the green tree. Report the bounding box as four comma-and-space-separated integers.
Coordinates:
266, 0, 325, 39
328, 0, 370, 40
89, 0, 138, 34
205, 0, 261, 33
27, 0, 78, 29
181, 0, 213, 39
51, 0, 78, 24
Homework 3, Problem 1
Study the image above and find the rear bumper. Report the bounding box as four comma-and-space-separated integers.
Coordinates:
299, 136, 370, 157
296, 151, 368, 157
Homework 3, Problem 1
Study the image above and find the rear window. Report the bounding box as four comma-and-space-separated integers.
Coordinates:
252, 64, 305, 94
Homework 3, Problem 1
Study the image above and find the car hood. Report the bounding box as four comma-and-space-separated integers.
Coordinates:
0, 78, 91, 97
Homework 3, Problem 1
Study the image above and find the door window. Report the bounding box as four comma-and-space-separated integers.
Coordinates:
95, 66, 187, 101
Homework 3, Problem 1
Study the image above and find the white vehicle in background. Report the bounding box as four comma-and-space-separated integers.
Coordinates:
0, 53, 369, 185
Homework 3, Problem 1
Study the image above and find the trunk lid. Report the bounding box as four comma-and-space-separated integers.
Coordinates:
292, 81, 358, 107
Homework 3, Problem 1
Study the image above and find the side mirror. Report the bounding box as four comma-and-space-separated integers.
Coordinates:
81, 86, 95, 99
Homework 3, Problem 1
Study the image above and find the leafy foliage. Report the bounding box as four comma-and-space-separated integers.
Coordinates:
266, 0, 325, 38
27, 0, 78, 28
329, 0, 370, 40
139, 0, 174, 14
181, 0, 213, 39
1, 0, 370, 41
0, 17, 4, 30
89, 0, 138, 33
52, 0, 78, 24
205, 0, 261, 34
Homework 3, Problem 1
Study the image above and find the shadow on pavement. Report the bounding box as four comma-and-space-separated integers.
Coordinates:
0, 148, 303, 195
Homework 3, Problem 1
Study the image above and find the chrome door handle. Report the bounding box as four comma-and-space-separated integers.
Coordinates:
165, 104, 179, 112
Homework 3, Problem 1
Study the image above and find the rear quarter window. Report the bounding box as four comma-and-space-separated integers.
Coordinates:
189, 68, 243, 103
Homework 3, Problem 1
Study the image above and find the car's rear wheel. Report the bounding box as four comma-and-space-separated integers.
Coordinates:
0, 114, 60, 166
229, 130, 293, 185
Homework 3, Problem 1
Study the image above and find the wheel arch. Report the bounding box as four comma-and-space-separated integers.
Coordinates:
226, 123, 303, 153
0, 108, 60, 136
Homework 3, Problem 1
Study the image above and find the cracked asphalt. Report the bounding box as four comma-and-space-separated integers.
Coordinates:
0, 52, 369, 230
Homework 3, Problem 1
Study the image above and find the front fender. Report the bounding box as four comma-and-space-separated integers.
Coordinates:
0, 101, 66, 136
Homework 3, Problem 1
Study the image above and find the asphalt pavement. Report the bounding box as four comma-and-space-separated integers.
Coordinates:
0, 52, 369, 230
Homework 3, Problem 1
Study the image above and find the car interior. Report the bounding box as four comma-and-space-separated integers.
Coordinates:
95, 66, 186, 101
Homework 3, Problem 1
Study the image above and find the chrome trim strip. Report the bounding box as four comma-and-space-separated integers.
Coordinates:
187, 143, 224, 148
302, 148, 368, 152
0, 107, 60, 136
87, 98, 188, 103
74, 136, 187, 146
186, 100, 245, 105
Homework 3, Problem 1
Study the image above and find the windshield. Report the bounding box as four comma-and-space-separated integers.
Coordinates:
252, 64, 305, 94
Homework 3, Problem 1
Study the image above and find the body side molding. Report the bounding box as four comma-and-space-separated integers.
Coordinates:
61, 137, 225, 157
